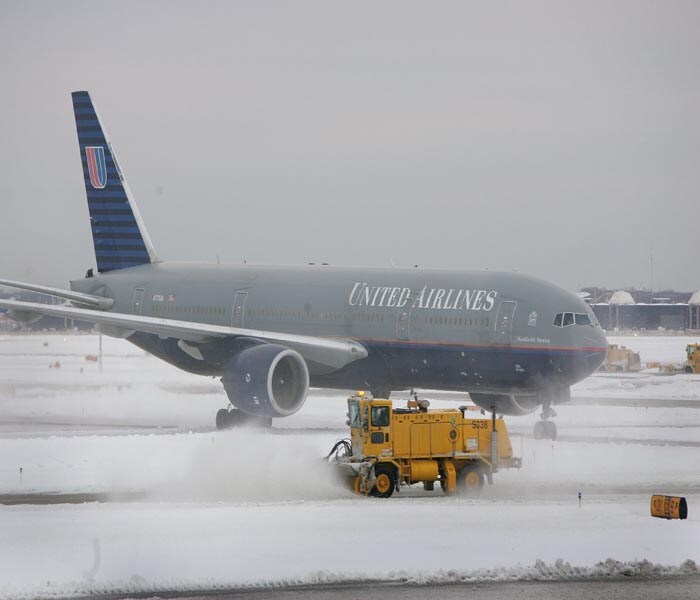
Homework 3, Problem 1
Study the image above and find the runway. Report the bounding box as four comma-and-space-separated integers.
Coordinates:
0, 333, 698, 599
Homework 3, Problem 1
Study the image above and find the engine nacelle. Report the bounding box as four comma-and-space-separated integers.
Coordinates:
222, 343, 309, 418
469, 393, 541, 416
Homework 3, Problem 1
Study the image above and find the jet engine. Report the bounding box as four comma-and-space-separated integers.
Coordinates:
222, 343, 309, 418
469, 393, 540, 416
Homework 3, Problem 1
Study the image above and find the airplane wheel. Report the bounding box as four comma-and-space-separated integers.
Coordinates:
216, 409, 232, 430
458, 467, 484, 494
370, 466, 396, 498
533, 421, 545, 439
546, 421, 558, 441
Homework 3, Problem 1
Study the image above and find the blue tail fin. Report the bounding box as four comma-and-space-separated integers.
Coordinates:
71, 91, 158, 272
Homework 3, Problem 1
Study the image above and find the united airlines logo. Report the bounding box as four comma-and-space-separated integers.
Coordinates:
348, 283, 498, 311
85, 146, 107, 189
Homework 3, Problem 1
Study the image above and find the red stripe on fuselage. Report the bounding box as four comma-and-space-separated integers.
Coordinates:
356, 338, 606, 353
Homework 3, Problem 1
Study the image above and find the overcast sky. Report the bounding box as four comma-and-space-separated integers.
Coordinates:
1, 1, 698, 291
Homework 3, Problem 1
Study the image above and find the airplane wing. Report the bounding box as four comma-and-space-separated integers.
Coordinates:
0, 278, 114, 309
0, 299, 367, 370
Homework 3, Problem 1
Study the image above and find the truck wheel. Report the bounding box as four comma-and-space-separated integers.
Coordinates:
458, 467, 484, 494
370, 465, 396, 498
685, 366, 693, 374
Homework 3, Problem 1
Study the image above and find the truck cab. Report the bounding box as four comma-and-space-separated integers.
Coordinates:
348, 395, 393, 459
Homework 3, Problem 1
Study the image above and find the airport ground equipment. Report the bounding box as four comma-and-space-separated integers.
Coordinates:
650, 495, 688, 520
683, 343, 700, 373
327, 393, 521, 498
647, 343, 700, 374
600, 344, 641, 372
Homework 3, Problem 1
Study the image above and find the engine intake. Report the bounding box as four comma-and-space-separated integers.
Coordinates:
222, 343, 309, 418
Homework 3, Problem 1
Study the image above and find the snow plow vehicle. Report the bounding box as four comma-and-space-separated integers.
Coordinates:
326, 393, 521, 498
647, 343, 700, 374
600, 344, 642, 372
684, 343, 700, 374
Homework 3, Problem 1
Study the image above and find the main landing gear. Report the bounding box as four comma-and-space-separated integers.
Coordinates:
215, 406, 273, 430
533, 402, 557, 441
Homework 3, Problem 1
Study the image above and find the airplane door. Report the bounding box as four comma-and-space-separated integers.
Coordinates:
132, 288, 145, 315
231, 292, 248, 327
396, 296, 414, 340
495, 300, 517, 345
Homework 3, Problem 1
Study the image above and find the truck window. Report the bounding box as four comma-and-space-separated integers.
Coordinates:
371, 406, 390, 427
348, 402, 360, 428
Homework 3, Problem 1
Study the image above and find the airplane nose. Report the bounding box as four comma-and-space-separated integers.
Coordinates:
582, 327, 608, 373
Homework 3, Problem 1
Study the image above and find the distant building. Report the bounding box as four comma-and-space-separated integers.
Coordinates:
580, 287, 699, 331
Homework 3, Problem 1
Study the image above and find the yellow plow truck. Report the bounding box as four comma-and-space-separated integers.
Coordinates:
327, 394, 521, 498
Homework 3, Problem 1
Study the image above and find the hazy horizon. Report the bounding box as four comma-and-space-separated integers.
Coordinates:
1, 1, 698, 292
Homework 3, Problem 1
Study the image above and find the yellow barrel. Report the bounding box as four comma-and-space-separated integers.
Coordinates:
409, 460, 439, 482
650, 495, 688, 520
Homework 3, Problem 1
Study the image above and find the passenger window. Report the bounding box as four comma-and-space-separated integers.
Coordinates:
575, 313, 591, 326
553, 313, 562, 327
563, 313, 574, 327
371, 406, 390, 427
528, 312, 537, 327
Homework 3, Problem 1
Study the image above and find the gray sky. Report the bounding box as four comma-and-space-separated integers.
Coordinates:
1, 1, 698, 291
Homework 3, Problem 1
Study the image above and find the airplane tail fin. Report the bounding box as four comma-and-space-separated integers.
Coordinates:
71, 91, 158, 273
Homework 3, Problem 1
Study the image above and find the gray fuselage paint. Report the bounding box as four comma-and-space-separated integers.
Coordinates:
71, 262, 607, 395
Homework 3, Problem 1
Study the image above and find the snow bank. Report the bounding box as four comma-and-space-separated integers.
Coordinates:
0, 558, 696, 599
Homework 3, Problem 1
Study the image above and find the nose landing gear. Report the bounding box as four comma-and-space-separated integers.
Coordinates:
533, 403, 557, 440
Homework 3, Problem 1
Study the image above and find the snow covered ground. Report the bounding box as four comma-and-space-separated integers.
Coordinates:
0, 333, 698, 598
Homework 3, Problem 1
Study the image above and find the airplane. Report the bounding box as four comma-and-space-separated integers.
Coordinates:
0, 91, 607, 439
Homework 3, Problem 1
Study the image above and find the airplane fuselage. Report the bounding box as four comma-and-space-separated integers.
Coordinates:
71, 262, 607, 397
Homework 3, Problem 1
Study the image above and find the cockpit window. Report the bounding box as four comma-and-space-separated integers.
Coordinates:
575, 313, 591, 326
554, 312, 595, 327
